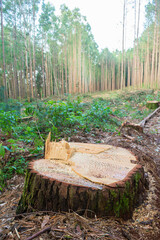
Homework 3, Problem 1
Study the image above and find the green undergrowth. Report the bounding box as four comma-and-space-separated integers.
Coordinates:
0, 89, 159, 191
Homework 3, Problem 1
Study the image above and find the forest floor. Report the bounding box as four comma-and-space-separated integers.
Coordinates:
0, 89, 160, 240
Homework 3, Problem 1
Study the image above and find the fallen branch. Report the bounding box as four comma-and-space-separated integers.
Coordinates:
139, 106, 160, 128
120, 121, 143, 133
25, 226, 51, 240
122, 134, 136, 141
120, 106, 160, 132
18, 116, 33, 122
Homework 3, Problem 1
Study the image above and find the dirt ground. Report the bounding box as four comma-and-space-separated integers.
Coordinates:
0, 104, 160, 239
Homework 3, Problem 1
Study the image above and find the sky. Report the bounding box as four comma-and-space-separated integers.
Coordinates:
46, 0, 147, 52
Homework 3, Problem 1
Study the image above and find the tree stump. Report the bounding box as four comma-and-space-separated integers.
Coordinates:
146, 101, 159, 109
17, 139, 146, 219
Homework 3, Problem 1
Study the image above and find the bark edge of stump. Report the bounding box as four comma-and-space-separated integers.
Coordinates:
17, 160, 147, 219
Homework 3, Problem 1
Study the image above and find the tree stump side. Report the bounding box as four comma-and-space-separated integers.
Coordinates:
146, 101, 159, 109
17, 162, 146, 219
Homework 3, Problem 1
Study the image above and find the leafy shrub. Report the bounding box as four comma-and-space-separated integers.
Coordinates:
0, 110, 18, 134
84, 100, 121, 131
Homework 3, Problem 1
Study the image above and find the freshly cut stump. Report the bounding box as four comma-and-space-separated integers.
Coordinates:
17, 142, 146, 219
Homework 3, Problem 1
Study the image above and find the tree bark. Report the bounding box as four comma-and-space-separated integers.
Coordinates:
121, 0, 126, 90
151, 0, 157, 88
32, 0, 37, 97
0, 0, 7, 100
17, 157, 146, 219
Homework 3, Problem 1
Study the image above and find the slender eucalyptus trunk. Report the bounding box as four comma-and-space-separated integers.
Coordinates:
61, 52, 64, 95
0, 0, 7, 100
151, 0, 157, 88
136, 0, 141, 87
73, 30, 77, 94
41, 36, 45, 97
29, 36, 33, 98
78, 30, 81, 93
112, 61, 115, 91
121, 0, 126, 89
132, 0, 137, 87
82, 52, 85, 94
32, 0, 37, 97
105, 59, 108, 90
65, 43, 68, 94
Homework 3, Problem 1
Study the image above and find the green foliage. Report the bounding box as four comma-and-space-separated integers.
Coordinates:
0, 90, 158, 191
24, 105, 36, 116
0, 144, 5, 158
83, 99, 121, 131
0, 110, 18, 134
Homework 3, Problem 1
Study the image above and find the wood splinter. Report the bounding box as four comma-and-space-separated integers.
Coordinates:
45, 132, 75, 162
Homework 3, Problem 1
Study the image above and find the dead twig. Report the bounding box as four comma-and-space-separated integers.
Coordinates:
0, 210, 57, 219
25, 226, 51, 240
15, 227, 20, 239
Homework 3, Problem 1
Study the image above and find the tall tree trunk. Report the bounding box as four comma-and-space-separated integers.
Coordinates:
45, 55, 50, 97
69, 36, 73, 94
73, 30, 77, 94
29, 36, 34, 98
82, 52, 85, 94
65, 43, 68, 94
101, 62, 104, 91
25, 37, 30, 102
32, 0, 37, 97
151, 0, 157, 88
144, 28, 150, 88
127, 59, 130, 87
158, 36, 160, 87
49, 55, 53, 96
41, 36, 45, 97
93, 65, 96, 92
0, 0, 7, 100
61, 53, 64, 95
53, 50, 59, 95
140, 61, 143, 87
132, 0, 137, 87
121, 0, 126, 89
78, 30, 81, 93
117, 61, 121, 89
105, 60, 108, 90
136, 0, 141, 87
112, 61, 115, 91
89, 59, 92, 93
13, 24, 18, 99
155, 26, 159, 86
18, 0, 30, 101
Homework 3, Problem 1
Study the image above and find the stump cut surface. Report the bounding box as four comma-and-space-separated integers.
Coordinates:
34, 143, 138, 187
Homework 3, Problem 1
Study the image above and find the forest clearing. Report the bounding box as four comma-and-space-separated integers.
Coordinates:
1, 0, 160, 239
0, 88, 160, 239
